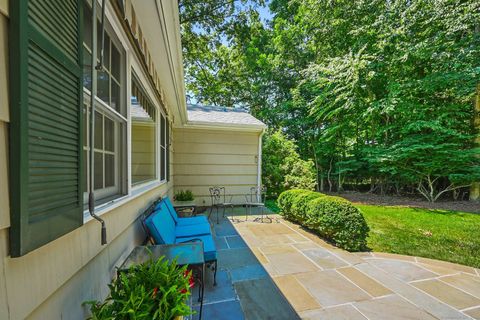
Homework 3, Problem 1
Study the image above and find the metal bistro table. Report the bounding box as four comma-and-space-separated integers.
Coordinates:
118, 243, 205, 320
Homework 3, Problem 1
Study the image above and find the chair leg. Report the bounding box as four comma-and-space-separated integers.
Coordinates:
213, 260, 217, 286
216, 206, 220, 224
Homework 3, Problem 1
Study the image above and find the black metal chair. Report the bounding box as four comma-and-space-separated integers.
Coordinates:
208, 186, 234, 224
245, 186, 271, 223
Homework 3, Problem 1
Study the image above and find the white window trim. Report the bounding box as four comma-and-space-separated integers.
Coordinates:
82, 0, 171, 222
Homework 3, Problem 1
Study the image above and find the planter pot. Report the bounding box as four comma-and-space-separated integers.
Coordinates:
174, 317, 183, 320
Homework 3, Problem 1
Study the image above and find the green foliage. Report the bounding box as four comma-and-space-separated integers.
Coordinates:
262, 130, 316, 197
277, 189, 305, 220
180, 0, 480, 202
359, 204, 480, 268
278, 189, 369, 251
305, 196, 369, 251
84, 257, 192, 320
290, 191, 323, 223
175, 190, 195, 201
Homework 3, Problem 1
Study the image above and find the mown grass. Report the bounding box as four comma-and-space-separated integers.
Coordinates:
357, 204, 480, 268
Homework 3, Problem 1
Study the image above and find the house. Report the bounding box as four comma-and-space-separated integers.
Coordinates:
0, 0, 265, 319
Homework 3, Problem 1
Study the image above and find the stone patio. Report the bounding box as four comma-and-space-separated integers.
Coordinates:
193, 208, 480, 319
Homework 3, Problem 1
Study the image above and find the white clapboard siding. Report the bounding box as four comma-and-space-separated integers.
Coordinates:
173, 128, 261, 205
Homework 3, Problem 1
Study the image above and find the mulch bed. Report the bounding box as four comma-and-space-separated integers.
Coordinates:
325, 191, 480, 214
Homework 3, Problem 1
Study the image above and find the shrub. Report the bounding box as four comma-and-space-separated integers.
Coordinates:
84, 257, 193, 320
175, 189, 194, 201
306, 196, 369, 251
278, 189, 369, 251
277, 189, 306, 220
290, 191, 324, 223
262, 130, 317, 198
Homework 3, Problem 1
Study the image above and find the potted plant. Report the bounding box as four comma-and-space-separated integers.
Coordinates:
84, 257, 194, 320
174, 190, 195, 203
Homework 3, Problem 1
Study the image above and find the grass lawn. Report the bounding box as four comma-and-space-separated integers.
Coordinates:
357, 204, 480, 268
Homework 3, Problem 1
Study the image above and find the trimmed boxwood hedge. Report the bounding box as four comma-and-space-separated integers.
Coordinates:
277, 189, 369, 251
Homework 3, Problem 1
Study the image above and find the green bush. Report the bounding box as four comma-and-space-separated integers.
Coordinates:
84, 257, 193, 320
290, 191, 324, 223
278, 189, 369, 251
175, 189, 195, 201
277, 189, 306, 220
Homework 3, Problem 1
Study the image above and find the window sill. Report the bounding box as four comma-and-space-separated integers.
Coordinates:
83, 180, 166, 223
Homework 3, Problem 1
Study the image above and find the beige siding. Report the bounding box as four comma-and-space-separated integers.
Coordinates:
0, 3, 179, 319
173, 128, 260, 205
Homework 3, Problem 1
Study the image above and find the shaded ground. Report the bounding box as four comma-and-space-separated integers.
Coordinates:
326, 191, 480, 214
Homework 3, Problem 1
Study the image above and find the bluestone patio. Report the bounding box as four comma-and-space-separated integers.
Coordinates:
192, 208, 480, 320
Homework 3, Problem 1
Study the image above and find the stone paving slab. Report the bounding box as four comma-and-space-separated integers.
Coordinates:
197, 209, 480, 320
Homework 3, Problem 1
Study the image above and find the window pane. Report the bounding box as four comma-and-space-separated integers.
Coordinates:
83, 3, 92, 49
160, 147, 165, 181
94, 152, 103, 190
83, 47, 92, 91
111, 81, 120, 112
94, 111, 103, 149
84, 149, 88, 193
83, 105, 88, 147
97, 71, 110, 105
131, 122, 156, 185
105, 154, 115, 188
161, 116, 166, 147
111, 44, 121, 81
104, 116, 114, 152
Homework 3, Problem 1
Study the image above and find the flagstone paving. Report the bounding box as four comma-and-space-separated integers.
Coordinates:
193, 208, 480, 319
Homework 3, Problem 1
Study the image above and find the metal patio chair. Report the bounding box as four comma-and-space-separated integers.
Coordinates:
244, 186, 271, 223
208, 186, 234, 224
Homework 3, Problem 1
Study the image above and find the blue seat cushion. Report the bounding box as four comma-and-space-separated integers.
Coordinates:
175, 223, 212, 238
145, 207, 176, 244
176, 234, 217, 262
176, 215, 209, 226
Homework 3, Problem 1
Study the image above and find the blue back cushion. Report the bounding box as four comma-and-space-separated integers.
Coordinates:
163, 197, 179, 223
145, 203, 176, 244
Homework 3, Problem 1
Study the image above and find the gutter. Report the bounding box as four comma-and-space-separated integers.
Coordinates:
257, 129, 265, 201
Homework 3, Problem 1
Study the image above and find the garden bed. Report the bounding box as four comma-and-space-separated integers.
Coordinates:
326, 191, 480, 214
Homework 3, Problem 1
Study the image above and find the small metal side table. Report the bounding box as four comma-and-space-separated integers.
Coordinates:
118, 243, 205, 320
173, 200, 197, 217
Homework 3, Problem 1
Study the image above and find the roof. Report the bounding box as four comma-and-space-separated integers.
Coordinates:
186, 104, 266, 130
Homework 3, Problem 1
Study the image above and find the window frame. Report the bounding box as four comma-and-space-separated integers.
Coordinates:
82, 0, 127, 206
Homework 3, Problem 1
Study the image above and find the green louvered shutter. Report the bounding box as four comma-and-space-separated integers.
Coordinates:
9, 0, 84, 257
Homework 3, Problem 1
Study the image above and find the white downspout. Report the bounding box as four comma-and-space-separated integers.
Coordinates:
257, 129, 265, 202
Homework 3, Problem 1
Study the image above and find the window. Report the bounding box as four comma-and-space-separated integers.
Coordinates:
83, 2, 126, 203
160, 115, 166, 181
131, 78, 157, 185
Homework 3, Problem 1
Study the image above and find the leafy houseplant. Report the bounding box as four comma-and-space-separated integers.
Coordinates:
174, 190, 195, 202
84, 257, 193, 320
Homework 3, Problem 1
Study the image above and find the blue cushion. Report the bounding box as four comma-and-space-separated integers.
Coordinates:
163, 197, 179, 223
156, 198, 209, 226
145, 207, 176, 244
176, 215, 209, 226
175, 223, 211, 238
175, 234, 217, 262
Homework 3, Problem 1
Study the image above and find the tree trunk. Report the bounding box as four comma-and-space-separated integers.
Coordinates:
327, 158, 333, 192
470, 84, 480, 201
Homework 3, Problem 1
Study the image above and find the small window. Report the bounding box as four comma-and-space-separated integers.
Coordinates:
131, 77, 157, 185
